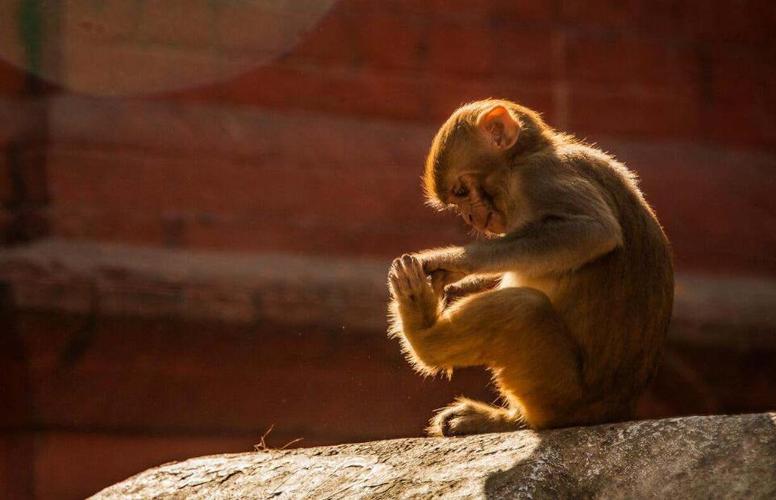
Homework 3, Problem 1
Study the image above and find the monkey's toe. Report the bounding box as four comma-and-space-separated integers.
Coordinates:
394, 255, 430, 295
388, 260, 408, 296
428, 399, 525, 437
428, 407, 482, 437
429, 402, 483, 437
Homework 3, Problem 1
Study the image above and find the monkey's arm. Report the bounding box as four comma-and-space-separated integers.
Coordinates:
445, 274, 500, 294
426, 269, 500, 299
422, 178, 622, 279
470, 213, 622, 276
440, 274, 501, 302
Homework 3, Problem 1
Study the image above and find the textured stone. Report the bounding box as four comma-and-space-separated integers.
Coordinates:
91, 413, 776, 499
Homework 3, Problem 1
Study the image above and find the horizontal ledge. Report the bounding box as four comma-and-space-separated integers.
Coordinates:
1, 239, 775, 344
0, 239, 388, 331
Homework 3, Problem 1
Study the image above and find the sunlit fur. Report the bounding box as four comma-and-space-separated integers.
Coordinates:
389, 98, 674, 436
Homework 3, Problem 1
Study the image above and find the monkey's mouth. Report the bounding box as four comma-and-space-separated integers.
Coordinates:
483, 211, 508, 236
471, 211, 493, 234
483, 212, 493, 230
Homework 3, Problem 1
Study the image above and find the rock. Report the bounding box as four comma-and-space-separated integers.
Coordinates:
91, 413, 776, 499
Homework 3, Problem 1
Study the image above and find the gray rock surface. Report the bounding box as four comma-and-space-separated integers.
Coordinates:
92, 413, 776, 499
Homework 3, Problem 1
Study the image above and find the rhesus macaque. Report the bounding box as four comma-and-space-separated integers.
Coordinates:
388, 99, 673, 436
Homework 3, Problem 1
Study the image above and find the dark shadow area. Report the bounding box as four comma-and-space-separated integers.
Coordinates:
0, 281, 35, 499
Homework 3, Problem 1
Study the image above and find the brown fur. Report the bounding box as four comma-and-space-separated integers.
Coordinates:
388, 99, 673, 435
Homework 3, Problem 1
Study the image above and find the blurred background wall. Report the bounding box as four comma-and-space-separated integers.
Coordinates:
0, 1, 774, 498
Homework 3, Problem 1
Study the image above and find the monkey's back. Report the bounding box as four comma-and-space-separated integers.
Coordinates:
550, 146, 674, 414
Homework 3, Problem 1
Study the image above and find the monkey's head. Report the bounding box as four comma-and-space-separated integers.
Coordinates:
423, 99, 552, 235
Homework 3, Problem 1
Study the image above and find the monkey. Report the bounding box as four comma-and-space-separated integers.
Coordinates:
387, 99, 673, 436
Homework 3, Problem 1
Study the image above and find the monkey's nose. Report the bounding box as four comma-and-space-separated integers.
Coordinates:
466, 213, 473, 224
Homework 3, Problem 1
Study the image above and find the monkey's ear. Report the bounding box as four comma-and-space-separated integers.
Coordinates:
476, 105, 520, 150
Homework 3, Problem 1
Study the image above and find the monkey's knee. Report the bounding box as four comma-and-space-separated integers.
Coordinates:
459, 287, 561, 358
457, 287, 554, 321
472, 288, 585, 426
498, 287, 555, 318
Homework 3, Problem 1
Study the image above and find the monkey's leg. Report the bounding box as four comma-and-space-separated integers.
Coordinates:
388, 265, 521, 437
440, 287, 585, 433
389, 258, 584, 433
389, 255, 496, 372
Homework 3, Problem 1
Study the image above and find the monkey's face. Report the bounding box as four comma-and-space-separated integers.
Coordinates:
448, 172, 507, 235
425, 102, 522, 235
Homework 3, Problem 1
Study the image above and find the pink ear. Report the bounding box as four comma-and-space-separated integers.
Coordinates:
477, 105, 520, 150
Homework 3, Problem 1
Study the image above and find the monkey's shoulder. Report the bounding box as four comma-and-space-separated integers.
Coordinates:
518, 142, 632, 182
552, 143, 629, 174
547, 143, 644, 199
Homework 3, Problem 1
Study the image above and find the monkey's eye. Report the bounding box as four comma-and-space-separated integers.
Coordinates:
451, 185, 469, 198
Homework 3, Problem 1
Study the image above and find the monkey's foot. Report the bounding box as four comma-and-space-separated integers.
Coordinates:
388, 254, 439, 330
428, 397, 527, 437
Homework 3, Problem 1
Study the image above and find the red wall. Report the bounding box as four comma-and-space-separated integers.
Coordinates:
1, 1, 775, 498
2, 0, 775, 274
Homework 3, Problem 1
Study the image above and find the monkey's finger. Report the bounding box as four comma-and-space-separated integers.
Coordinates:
430, 271, 447, 296
389, 259, 408, 290
399, 254, 422, 288
393, 257, 411, 278
388, 278, 398, 296
388, 271, 407, 296
399, 254, 415, 274
408, 255, 425, 283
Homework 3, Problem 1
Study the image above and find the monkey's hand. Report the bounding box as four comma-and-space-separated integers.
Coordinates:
388, 254, 440, 333
429, 269, 467, 296
442, 274, 500, 301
